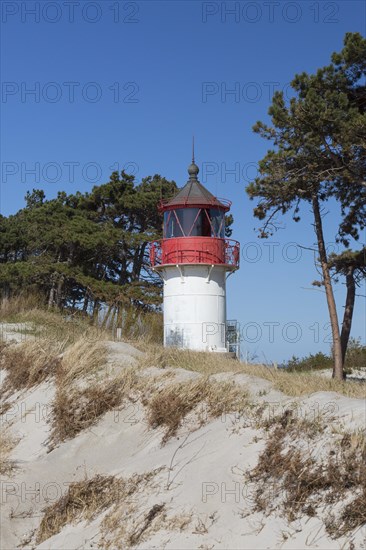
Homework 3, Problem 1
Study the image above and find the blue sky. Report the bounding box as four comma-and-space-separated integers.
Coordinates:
1, 0, 365, 362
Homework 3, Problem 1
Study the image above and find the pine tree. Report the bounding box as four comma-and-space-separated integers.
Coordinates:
247, 33, 366, 380
0, 171, 178, 313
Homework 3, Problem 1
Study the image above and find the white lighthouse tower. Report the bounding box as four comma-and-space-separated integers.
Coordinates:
150, 152, 240, 353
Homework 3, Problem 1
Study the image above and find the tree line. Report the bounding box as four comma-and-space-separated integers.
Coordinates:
0, 172, 178, 317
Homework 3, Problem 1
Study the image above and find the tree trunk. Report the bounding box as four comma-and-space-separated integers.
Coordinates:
82, 290, 89, 314
110, 305, 118, 333
92, 299, 100, 324
131, 243, 147, 281
119, 242, 129, 285
56, 275, 64, 309
312, 195, 343, 380
48, 276, 56, 309
101, 303, 113, 329
340, 266, 356, 366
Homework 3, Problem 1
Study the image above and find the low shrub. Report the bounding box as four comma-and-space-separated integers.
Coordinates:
285, 352, 333, 372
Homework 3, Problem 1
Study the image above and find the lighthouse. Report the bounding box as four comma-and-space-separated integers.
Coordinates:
150, 151, 240, 353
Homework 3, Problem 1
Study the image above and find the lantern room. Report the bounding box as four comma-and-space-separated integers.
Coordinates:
150, 160, 239, 269
163, 206, 226, 239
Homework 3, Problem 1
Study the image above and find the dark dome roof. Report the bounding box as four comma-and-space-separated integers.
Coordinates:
163, 179, 229, 209
161, 159, 230, 211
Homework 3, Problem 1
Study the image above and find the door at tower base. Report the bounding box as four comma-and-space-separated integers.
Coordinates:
162, 264, 228, 352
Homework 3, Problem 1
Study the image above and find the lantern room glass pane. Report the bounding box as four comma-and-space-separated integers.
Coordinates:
164, 208, 210, 237
178, 208, 211, 237
209, 208, 225, 238
164, 208, 225, 238
179, 208, 209, 236
164, 211, 183, 238
177, 208, 199, 236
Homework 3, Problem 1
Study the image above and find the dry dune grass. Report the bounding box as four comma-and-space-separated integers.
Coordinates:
0, 333, 112, 451
51, 368, 139, 443
242, 364, 366, 399
120, 308, 163, 345
0, 428, 17, 476
0, 296, 108, 351
51, 362, 249, 445
0, 293, 44, 319
0, 330, 114, 444
0, 294, 163, 347
146, 377, 249, 443
101, 499, 166, 549
141, 346, 366, 399
100, 468, 172, 549
2, 297, 363, 399
248, 410, 366, 538
60, 338, 107, 384
102, 485, 217, 548
51, 344, 249, 445
36, 475, 123, 544
51, 342, 364, 445
0, 339, 62, 395
37, 471, 159, 546
140, 345, 245, 375
50, 337, 124, 443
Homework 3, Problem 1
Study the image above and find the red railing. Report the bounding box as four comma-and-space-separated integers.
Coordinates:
149, 237, 240, 269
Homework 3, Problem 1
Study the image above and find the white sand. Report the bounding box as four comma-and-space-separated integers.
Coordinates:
1, 337, 365, 549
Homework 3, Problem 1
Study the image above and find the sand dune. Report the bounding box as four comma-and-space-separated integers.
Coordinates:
1, 333, 365, 549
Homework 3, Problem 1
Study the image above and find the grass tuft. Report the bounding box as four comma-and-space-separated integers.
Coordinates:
0, 340, 62, 394
51, 369, 139, 443
146, 378, 248, 443
37, 471, 159, 546
0, 428, 17, 476
60, 338, 107, 385
248, 411, 366, 538
36, 475, 123, 544
140, 346, 247, 375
